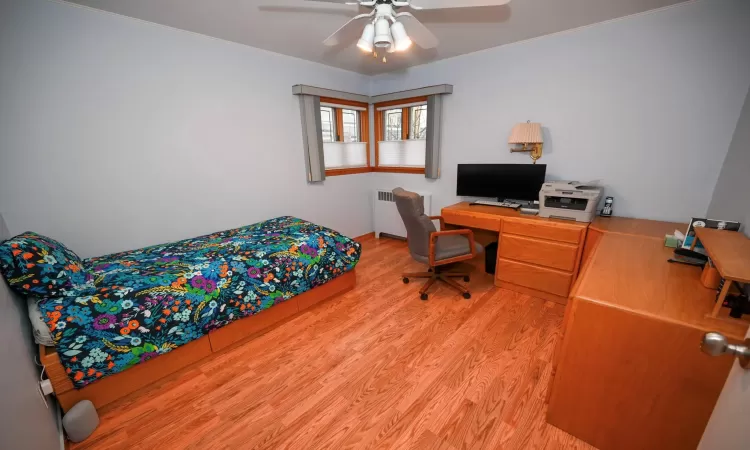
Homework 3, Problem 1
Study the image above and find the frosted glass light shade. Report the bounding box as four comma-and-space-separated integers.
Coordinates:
357, 23, 375, 53
391, 22, 412, 52
373, 18, 393, 49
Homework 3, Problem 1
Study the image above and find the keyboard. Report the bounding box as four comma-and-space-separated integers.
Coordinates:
473, 200, 521, 209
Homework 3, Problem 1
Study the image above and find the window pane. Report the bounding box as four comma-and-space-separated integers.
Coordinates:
410, 105, 428, 140
342, 109, 360, 142
320, 106, 335, 143
383, 109, 402, 141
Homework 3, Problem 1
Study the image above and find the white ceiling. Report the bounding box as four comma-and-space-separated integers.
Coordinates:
63, 0, 690, 75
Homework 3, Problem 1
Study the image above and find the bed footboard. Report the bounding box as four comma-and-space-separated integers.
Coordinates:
42, 269, 357, 412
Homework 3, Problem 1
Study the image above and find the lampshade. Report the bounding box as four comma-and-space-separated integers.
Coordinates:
509, 122, 543, 144
357, 23, 375, 53
390, 21, 412, 52
373, 18, 393, 48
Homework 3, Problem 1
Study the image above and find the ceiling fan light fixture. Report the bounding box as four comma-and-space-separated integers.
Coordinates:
373, 17, 393, 49
357, 23, 375, 53
390, 21, 412, 52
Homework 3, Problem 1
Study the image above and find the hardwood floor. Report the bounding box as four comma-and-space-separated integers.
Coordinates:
72, 236, 596, 450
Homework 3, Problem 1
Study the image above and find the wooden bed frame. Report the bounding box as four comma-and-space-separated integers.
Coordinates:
41, 269, 357, 412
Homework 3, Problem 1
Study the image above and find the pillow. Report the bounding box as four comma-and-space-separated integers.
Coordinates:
0, 232, 94, 298
27, 297, 55, 346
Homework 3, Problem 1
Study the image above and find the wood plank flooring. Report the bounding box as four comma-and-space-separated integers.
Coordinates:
72, 236, 596, 450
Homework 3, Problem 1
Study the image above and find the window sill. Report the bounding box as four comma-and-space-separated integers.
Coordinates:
325, 167, 426, 176
372, 167, 426, 175
325, 167, 371, 177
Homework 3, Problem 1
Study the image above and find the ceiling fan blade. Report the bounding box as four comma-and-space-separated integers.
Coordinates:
407, 0, 511, 9
323, 12, 373, 46
394, 12, 438, 49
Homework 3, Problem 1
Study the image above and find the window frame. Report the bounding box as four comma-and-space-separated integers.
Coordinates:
320, 97, 371, 177
374, 96, 428, 175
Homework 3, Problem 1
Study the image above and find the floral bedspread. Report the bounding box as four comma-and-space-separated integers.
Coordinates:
39, 217, 361, 388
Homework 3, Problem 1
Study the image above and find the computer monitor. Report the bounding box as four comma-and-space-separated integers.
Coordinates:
456, 164, 547, 202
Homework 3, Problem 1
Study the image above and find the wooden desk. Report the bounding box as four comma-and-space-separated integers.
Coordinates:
442, 205, 746, 448
442, 202, 589, 304
692, 227, 750, 318
547, 229, 749, 450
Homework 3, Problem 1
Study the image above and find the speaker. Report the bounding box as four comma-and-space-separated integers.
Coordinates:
63, 400, 99, 443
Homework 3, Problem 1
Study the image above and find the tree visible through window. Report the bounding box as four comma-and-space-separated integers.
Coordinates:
383, 109, 402, 141
410, 105, 427, 140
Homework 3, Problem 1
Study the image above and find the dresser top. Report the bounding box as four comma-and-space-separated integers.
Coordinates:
590, 216, 686, 239
574, 233, 748, 339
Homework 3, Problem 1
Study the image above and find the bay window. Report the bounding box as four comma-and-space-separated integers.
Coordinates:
320, 98, 370, 176
375, 96, 428, 174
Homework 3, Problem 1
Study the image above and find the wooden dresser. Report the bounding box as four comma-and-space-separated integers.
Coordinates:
442, 202, 588, 304
547, 220, 749, 450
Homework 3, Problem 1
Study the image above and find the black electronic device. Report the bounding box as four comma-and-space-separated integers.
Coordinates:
457, 164, 547, 203
544, 196, 589, 211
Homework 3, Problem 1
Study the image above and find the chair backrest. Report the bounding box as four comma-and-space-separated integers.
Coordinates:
392, 188, 436, 259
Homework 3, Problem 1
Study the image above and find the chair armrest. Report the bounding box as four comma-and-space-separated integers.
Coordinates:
429, 215, 445, 231
429, 229, 477, 266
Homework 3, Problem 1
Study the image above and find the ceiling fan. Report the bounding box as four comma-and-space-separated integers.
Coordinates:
305, 0, 512, 60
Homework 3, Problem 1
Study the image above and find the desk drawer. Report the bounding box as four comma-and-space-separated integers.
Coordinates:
499, 234, 578, 272
503, 219, 582, 244
442, 211, 501, 232
496, 258, 573, 297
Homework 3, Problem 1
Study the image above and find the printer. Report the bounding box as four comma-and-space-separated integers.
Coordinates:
539, 181, 603, 222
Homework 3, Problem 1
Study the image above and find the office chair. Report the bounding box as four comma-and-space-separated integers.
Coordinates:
392, 188, 484, 300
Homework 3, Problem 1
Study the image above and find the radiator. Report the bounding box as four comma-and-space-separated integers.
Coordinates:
373, 190, 432, 239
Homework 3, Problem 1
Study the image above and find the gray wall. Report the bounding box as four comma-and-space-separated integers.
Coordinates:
0, 215, 60, 450
0, 0, 373, 258
369, 0, 750, 223
707, 89, 750, 238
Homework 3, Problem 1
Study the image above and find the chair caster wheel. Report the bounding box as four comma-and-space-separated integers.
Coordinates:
463, 293, 471, 300
464, 276, 470, 282
403, 278, 410, 284
420, 293, 428, 301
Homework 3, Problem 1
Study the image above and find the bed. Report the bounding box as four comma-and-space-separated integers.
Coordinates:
1, 216, 360, 411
